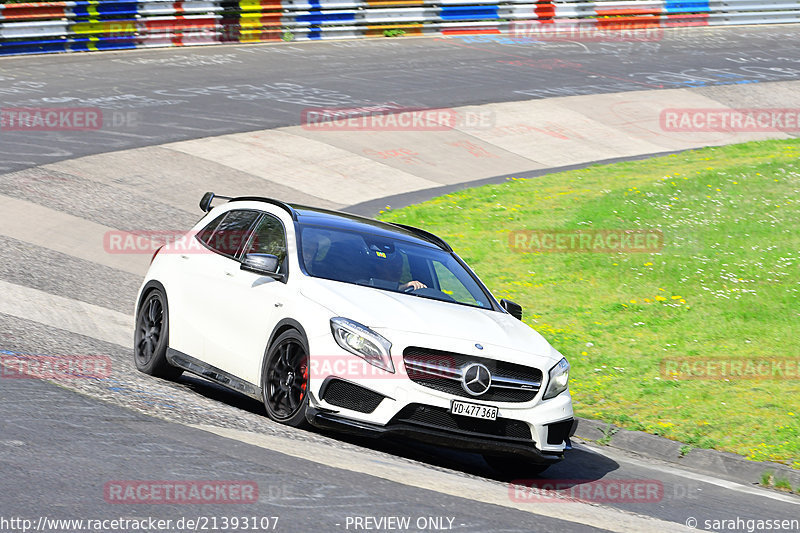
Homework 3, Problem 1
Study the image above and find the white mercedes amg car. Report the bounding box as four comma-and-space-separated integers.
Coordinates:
134, 192, 575, 474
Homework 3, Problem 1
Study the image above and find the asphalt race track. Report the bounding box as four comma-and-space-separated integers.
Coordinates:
1, 26, 800, 533
3, 26, 800, 173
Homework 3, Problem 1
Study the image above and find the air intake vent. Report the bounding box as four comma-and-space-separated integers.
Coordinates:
321, 379, 385, 414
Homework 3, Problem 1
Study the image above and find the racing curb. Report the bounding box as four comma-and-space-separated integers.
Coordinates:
575, 417, 800, 493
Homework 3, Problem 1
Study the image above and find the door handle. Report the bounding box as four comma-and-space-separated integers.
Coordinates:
225, 271, 234, 277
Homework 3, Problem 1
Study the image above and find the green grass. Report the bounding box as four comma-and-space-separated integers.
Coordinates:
774, 476, 793, 492
760, 470, 798, 494
379, 139, 800, 468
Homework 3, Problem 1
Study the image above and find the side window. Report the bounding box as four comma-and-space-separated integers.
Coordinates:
197, 213, 226, 245
243, 214, 287, 272
199, 210, 260, 258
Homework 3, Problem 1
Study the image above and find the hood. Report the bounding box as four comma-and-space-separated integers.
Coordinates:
300, 277, 558, 361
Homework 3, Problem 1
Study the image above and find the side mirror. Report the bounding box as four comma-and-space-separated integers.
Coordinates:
500, 298, 523, 320
241, 253, 285, 281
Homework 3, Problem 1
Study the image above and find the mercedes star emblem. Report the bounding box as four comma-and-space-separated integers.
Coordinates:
461, 363, 492, 396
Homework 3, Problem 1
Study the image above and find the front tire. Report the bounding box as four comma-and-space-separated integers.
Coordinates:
134, 288, 182, 379
262, 330, 310, 428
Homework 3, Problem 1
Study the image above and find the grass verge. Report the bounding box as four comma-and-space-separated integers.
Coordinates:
379, 139, 800, 468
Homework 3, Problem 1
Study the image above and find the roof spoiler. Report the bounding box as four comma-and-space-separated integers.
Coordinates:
199, 192, 232, 213
391, 223, 452, 251
199, 192, 297, 219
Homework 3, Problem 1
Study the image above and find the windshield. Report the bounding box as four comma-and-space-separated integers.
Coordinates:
299, 224, 494, 309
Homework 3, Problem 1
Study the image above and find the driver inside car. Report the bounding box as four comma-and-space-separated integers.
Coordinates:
369, 249, 427, 292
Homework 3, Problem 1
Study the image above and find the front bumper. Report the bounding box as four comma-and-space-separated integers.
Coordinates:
306, 328, 575, 460
306, 406, 574, 464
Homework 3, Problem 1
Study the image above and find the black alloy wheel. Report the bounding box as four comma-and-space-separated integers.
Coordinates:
262, 330, 310, 427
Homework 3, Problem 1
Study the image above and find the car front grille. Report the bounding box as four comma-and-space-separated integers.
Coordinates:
402, 347, 542, 403
390, 404, 532, 441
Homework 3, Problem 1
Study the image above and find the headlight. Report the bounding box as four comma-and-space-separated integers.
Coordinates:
330, 317, 394, 373
542, 357, 570, 400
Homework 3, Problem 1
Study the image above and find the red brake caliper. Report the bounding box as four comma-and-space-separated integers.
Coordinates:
299, 357, 308, 401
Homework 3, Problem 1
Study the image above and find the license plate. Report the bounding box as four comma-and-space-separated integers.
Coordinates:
450, 400, 498, 420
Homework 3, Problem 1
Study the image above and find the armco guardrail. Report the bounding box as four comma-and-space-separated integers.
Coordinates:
0, 0, 799, 56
